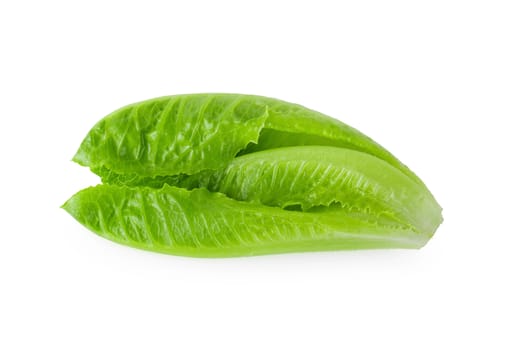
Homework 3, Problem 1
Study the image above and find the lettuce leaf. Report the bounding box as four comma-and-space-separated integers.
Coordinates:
74, 94, 417, 181
63, 185, 431, 258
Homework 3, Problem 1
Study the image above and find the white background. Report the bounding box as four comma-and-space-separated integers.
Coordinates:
1, 1, 524, 349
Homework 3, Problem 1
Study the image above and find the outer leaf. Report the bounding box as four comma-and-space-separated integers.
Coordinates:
74, 94, 418, 183
177, 146, 442, 236
62, 185, 431, 258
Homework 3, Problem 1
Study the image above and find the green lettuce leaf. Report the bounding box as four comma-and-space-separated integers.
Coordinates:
63, 185, 431, 258
176, 146, 441, 236
74, 94, 417, 182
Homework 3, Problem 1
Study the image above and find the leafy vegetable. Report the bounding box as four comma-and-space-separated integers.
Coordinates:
64, 94, 442, 257
175, 146, 441, 235
63, 185, 430, 257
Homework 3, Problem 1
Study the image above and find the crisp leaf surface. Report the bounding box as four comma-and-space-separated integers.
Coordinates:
74, 94, 268, 176
63, 185, 429, 257
75, 94, 417, 182
177, 146, 442, 235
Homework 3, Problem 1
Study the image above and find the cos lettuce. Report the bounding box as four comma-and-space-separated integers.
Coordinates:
64, 94, 442, 257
